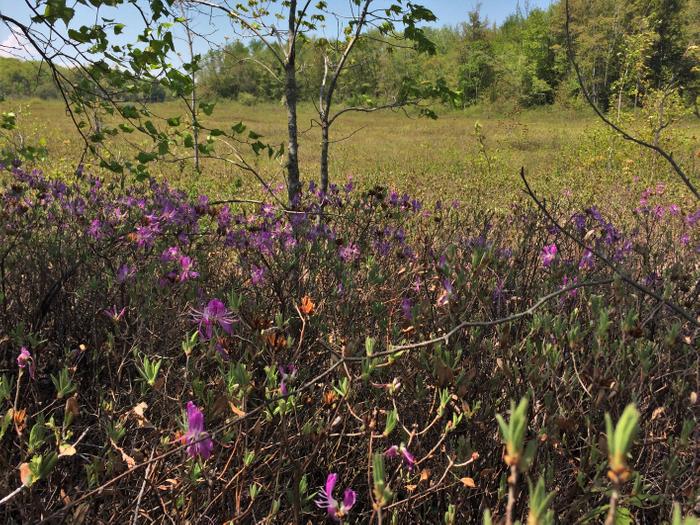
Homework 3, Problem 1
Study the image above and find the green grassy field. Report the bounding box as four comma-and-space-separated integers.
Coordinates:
3, 98, 699, 208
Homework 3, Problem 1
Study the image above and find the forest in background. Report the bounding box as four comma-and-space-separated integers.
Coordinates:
2, 0, 698, 111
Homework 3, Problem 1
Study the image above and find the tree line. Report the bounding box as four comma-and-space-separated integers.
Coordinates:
196, 0, 699, 110
2, 0, 697, 112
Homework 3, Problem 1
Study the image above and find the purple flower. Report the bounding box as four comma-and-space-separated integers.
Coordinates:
160, 246, 180, 263
278, 364, 298, 395
400, 297, 413, 321
251, 265, 265, 286
192, 299, 235, 340
217, 205, 231, 229
541, 244, 558, 268
17, 347, 35, 379
572, 213, 587, 233
493, 278, 507, 306
339, 243, 360, 263
437, 279, 453, 307
121, 242, 141, 271
561, 275, 578, 299
578, 249, 595, 271
343, 177, 354, 194
314, 473, 356, 522
385, 444, 416, 471
178, 256, 199, 282
184, 401, 213, 459
104, 305, 126, 322
389, 191, 399, 206
87, 219, 104, 239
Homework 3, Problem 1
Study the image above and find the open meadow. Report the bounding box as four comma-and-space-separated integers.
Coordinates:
1, 0, 700, 522
4, 98, 699, 208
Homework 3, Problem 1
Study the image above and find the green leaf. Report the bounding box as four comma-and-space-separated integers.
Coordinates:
143, 120, 158, 135
137, 151, 157, 164
199, 101, 215, 116
42, 0, 75, 25
231, 122, 246, 134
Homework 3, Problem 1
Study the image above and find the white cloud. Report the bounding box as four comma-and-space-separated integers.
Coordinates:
0, 26, 36, 59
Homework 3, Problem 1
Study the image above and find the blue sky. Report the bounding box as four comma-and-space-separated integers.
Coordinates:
1, 1, 554, 60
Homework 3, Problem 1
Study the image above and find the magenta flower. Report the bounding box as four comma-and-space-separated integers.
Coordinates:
338, 243, 360, 263
87, 219, 104, 239
385, 444, 416, 471
192, 299, 235, 340
437, 279, 453, 307
371, 377, 402, 394
104, 305, 126, 322
278, 364, 298, 395
561, 275, 579, 299
541, 244, 558, 268
17, 347, 35, 379
578, 249, 595, 271
178, 256, 199, 282
400, 297, 413, 321
160, 246, 180, 262
251, 265, 265, 286
314, 473, 356, 522
184, 401, 213, 459
116, 264, 134, 284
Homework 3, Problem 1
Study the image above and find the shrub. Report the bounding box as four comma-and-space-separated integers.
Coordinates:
0, 163, 697, 523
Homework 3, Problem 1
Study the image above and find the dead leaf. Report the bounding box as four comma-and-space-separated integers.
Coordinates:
323, 390, 337, 406
460, 477, 477, 488
651, 407, 665, 421
419, 469, 431, 482
19, 463, 32, 486
59, 443, 77, 457
300, 295, 315, 315
131, 402, 151, 428
212, 396, 230, 418
405, 484, 417, 492
110, 438, 136, 469
157, 478, 180, 491
12, 408, 27, 434
65, 396, 80, 419
132, 402, 148, 418
229, 401, 247, 418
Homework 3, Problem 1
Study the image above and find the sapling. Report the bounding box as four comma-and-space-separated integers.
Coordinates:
496, 397, 534, 525
526, 477, 556, 525
604, 404, 640, 525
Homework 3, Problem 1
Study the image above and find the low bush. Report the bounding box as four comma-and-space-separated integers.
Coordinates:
0, 163, 698, 523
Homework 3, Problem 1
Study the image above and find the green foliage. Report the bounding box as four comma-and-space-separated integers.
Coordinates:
372, 452, 393, 508
50, 367, 76, 400
605, 404, 640, 484
23, 453, 59, 487
671, 503, 698, 525
135, 352, 162, 388
496, 397, 530, 468
527, 477, 556, 525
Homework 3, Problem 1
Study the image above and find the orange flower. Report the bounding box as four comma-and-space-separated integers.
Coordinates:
265, 332, 287, 350
300, 295, 315, 316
